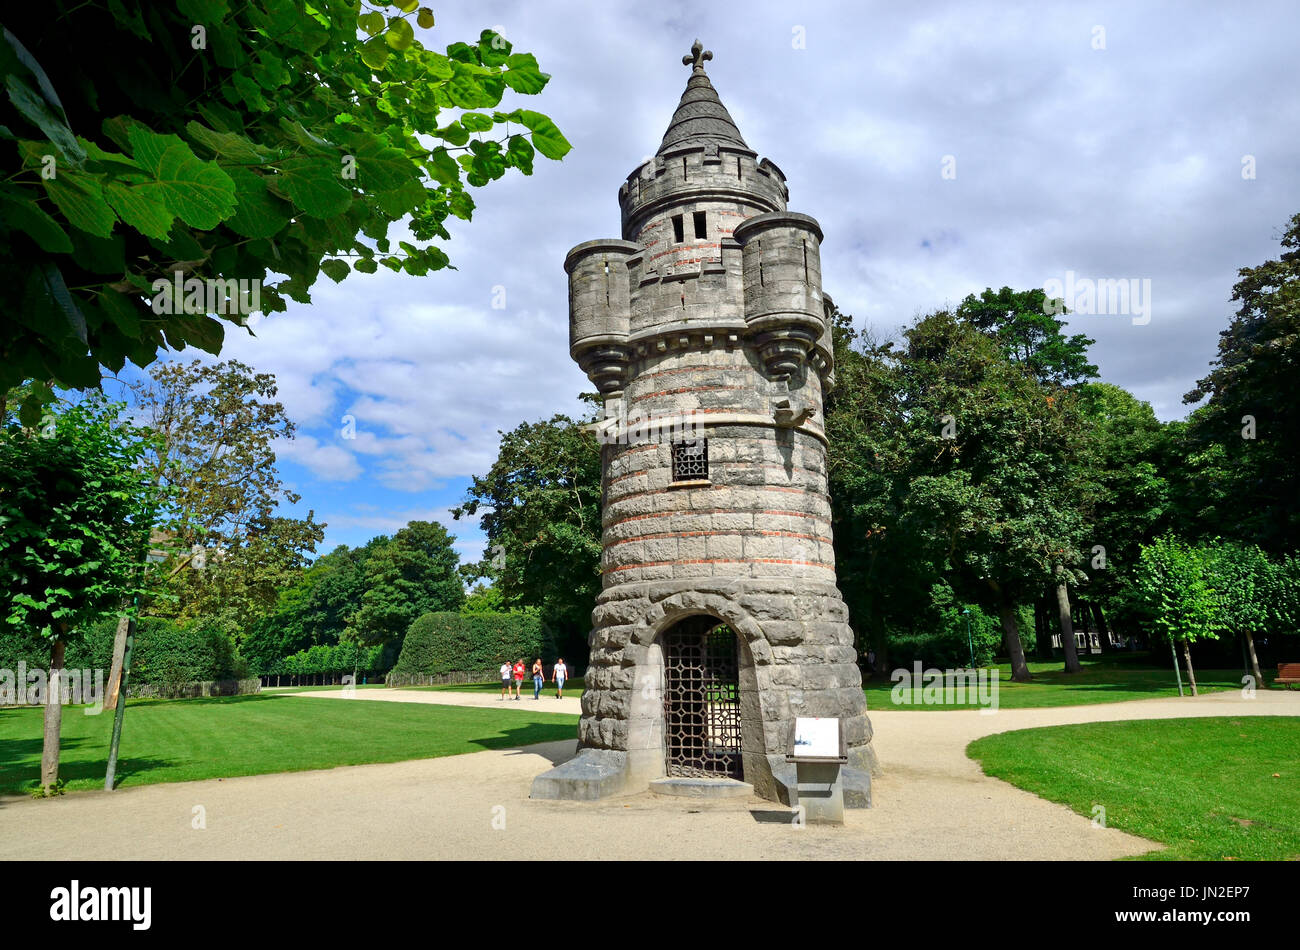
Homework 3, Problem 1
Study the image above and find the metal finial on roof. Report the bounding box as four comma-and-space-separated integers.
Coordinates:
682, 39, 712, 71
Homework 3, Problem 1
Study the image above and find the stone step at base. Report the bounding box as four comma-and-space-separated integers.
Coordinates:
648, 776, 754, 799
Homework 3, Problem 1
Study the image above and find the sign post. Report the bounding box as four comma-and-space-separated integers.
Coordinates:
786, 717, 848, 825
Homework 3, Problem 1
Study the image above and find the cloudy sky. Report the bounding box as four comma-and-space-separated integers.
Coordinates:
122, 0, 1300, 564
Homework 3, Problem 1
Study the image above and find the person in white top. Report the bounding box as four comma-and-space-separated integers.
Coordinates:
553, 658, 569, 699
499, 661, 512, 700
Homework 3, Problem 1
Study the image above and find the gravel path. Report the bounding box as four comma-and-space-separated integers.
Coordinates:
1, 687, 1294, 860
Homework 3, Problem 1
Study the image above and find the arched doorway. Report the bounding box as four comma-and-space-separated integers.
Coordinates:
661, 616, 743, 779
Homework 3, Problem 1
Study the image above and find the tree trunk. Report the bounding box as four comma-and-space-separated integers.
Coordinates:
1244, 631, 1262, 685
1092, 602, 1112, 653
1180, 639, 1199, 697
1085, 599, 1107, 655
1055, 577, 1082, 674
41, 637, 67, 794
106, 614, 130, 709
1034, 598, 1053, 661
998, 601, 1032, 682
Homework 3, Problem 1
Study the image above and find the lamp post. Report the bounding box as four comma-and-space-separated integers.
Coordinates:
962, 608, 974, 669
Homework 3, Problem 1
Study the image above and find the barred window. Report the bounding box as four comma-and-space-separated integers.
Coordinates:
671, 439, 709, 482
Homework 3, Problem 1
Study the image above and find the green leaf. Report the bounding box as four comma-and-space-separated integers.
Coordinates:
43, 170, 116, 238
348, 133, 421, 191
460, 112, 493, 132
422, 51, 453, 79
353, 257, 378, 274
319, 259, 350, 282
99, 289, 141, 337
5, 75, 84, 165
276, 156, 352, 218
427, 147, 460, 185
506, 135, 534, 175
503, 54, 549, 95
231, 73, 268, 111
28, 263, 87, 344
224, 166, 291, 239
177, 0, 230, 21
361, 41, 390, 70
516, 110, 571, 160
3, 26, 69, 119
479, 29, 511, 66
357, 10, 385, 35
185, 121, 267, 163
0, 194, 74, 252
448, 190, 474, 220
127, 126, 238, 229
436, 121, 469, 146
385, 18, 415, 51
417, 8, 434, 29
103, 180, 174, 240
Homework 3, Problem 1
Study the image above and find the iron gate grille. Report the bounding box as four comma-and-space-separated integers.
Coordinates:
663, 621, 742, 779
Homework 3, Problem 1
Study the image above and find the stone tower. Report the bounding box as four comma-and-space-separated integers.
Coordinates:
531, 42, 875, 806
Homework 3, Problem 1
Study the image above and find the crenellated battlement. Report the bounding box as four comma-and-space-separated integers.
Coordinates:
567, 208, 834, 392
617, 143, 789, 241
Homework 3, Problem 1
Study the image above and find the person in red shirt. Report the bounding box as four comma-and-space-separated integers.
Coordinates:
512, 659, 525, 700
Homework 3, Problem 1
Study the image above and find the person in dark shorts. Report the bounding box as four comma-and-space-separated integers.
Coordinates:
500, 661, 512, 700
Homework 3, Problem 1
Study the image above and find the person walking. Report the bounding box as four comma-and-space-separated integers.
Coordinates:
512, 658, 525, 700
532, 658, 544, 700
499, 660, 512, 700
553, 657, 568, 699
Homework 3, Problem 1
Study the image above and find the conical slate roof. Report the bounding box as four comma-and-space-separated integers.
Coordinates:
657, 43, 749, 153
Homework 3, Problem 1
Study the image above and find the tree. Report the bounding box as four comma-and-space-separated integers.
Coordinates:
345, 520, 464, 657
1, 2, 570, 423
454, 413, 602, 664
1134, 535, 1224, 696
1074, 382, 1173, 642
1183, 212, 1300, 553
957, 286, 1098, 387
824, 304, 935, 674
462, 584, 505, 613
0, 395, 163, 793
130, 358, 322, 624
1203, 539, 1271, 685
895, 310, 1089, 682
960, 287, 1100, 671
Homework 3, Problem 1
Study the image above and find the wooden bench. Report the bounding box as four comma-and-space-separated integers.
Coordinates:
1276, 663, 1300, 689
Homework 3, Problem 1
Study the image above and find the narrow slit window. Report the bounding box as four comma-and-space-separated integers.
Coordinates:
672, 214, 684, 244
693, 211, 707, 239
802, 241, 808, 279
736, 156, 743, 179
671, 439, 709, 482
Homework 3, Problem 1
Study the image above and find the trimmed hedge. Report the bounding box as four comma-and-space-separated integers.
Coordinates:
0, 616, 246, 685
390, 611, 550, 676
271, 641, 386, 677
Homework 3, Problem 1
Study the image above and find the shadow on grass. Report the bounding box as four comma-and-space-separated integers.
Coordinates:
0, 750, 176, 796
124, 693, 288, 709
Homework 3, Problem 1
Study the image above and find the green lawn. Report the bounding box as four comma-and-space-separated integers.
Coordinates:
865, 655, 1251, 710
968, 717, 1300, 860
0, 694, 579, 796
